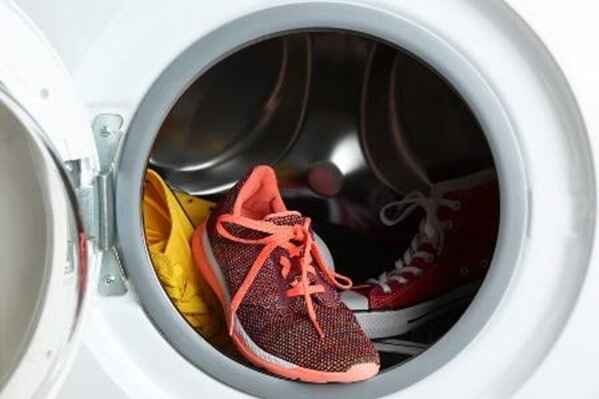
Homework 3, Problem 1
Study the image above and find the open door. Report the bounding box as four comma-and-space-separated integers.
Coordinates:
0, 2, 99, 398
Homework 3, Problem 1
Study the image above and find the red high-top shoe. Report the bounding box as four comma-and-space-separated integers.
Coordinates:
341, 169, 499, 339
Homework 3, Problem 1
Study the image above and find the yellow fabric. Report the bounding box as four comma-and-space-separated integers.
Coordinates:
174, 191, 212, 227
143, 169, 230, 349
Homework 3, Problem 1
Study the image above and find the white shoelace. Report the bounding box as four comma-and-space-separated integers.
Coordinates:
369, 191, 461, 293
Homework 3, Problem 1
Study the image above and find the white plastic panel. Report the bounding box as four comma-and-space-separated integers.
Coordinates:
506, 2, 599, 397
0, 1, 97, 173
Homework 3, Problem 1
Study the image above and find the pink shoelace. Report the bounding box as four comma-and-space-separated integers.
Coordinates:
216, 214, 352, 338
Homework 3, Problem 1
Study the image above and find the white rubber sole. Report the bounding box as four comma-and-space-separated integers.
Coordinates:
355, 283, 480, 339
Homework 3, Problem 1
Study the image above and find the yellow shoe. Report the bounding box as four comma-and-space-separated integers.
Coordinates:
143, 169, 231, 349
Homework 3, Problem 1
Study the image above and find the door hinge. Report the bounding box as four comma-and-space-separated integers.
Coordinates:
92, 113, 128, 296
96, 172, 114, 251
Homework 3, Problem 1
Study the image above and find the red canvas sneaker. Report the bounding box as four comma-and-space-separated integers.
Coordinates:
191, 166, 379, 383
341, 169, 499, 339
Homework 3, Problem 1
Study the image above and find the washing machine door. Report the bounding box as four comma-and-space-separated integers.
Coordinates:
0, 2, 99, 399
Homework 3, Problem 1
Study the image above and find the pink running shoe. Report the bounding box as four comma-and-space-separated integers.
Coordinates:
192, 166, 380, 383
341, 169, 499, 339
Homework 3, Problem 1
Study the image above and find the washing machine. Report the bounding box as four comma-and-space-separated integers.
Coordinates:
1, 0, 598, 398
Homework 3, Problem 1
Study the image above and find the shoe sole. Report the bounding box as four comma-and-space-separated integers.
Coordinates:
354, 283, 480, 339
191, 222, 379, 383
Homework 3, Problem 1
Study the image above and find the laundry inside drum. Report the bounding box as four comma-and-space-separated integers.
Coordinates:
142, 31, 499, 380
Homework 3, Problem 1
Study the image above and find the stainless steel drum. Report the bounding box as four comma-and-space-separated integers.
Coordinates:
150, 32, 493, 230
150, 33, 312, 195
150, 32, 404, 279
269, 33, 399, 243
361, 44, 494, 194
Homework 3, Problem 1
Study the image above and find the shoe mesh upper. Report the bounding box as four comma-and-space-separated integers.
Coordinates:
206, 168, 379, 372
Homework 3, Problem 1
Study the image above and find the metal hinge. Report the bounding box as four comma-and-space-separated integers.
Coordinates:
92, 113, 128, 296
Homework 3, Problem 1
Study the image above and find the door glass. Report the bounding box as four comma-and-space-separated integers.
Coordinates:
0, 91, 86, 397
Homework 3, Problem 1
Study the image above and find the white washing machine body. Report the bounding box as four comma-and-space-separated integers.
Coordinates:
2, 0, 599, 398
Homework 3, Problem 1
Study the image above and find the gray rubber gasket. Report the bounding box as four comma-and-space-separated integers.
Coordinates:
115, 2, 548, 398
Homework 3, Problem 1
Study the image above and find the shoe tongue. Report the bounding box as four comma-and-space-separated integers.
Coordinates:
263, 211, 306, 226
